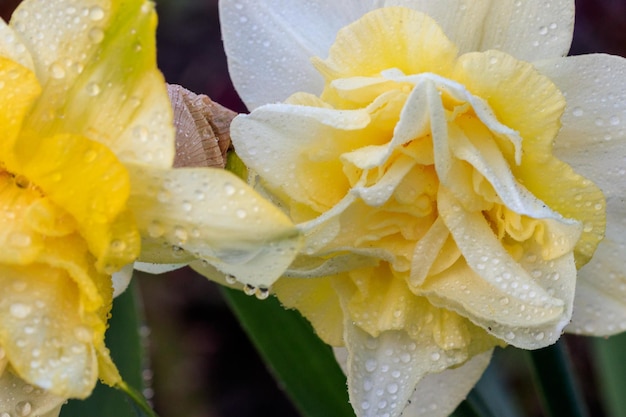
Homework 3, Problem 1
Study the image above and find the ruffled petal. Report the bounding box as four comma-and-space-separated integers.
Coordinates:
424, 188, 576, 348
402, 349, 492, 417
127, 163, 302, 289
9, 132, 139, 274
0, 365, 64, 417
0, 264, 105, 398
13, 0, 175, 168
231, 103, 370, 212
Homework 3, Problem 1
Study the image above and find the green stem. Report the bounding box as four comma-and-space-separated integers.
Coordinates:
117, 381, 160, 417
526, 340, 589, 417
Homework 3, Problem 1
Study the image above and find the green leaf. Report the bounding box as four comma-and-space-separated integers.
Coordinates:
526, 340, 589, 417
60, 280, 153, 417
221, 286, 356, 417
592, 333, 626, 417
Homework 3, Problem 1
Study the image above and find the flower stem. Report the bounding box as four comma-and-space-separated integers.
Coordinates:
117, 381, 160, 417
526, 340, 589, 417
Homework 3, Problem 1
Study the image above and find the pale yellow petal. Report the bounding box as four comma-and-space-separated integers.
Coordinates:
0, 264, 103, 398
0, 366, 64, 417
14, 0, 175, 168
273, 276, 344, 346
313, 7, 458, 84
0, 19, 34, 71
127, 163, 302, 289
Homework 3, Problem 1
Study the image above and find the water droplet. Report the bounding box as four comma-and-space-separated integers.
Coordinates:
10, 303, 32, 319
361, 401, 370, 411
255, 287, 270, 300
173, 226, 188, 243
609, 115, 620, 126
73, 325, 92, 342
499, 297, 510, 305
538, 26, 548, 35
365, 359, 377, 372
83, 149, 98, 162
534, 332, 545, 341
88, 27, 104, 43
225, 274, 237, 285
182, 201, 193, 212
9, 232, 32, 248
243, 284, 256, 296
236, 209, 247, 219
224, 182, 236, 196
110, 239, 126, 252
86, 82, 101, 96
387, 382, 398, 394
571, 107, 584, 117
430, 352, 441, 361
147, 220, 164, 238
50, 63, 66, 79
88, 6, 105, 21
15, 401, 32, 416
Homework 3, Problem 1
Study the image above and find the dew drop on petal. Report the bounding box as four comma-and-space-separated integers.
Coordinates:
10, 303, 32, 319
88, 6, 105, 20
15, 401, 32, 417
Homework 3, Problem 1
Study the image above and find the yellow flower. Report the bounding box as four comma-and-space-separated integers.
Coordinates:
221, 1, 626, 416
0, 0, 300, 413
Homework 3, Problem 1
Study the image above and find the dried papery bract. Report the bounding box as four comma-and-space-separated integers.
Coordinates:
167, 84, 235, 168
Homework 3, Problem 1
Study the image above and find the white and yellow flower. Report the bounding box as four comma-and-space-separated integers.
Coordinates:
220, 1, 626, 416
0, 0, 300, 415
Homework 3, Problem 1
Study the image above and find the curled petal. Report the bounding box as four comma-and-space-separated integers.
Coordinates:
127, 163, 302, 289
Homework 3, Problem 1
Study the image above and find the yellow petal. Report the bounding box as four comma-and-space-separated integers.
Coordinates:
9, 132, 139, 274
0, 57, 40, 161
127, 163, 302, 289
313, 7, 458, 85
13, 0, 175, 168
0, 264, 106, 398
451, 50, 606, 266
273, 276, 344, 346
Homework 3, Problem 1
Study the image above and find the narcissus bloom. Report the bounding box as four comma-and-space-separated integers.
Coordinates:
0, 0, 300, 415
221, 0, 626, 416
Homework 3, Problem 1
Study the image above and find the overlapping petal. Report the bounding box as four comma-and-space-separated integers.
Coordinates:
221, 0, 575, 108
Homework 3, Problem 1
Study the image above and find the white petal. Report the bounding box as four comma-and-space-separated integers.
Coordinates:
220, 0, 382, 108
0, 19, 34, 71
127, 163, 302, 289
221, 0, 574, 108
393, 0, 574, 60
133, 261, 188, 275
534, 54, 626, 208
344, 323, 468, 417
567, 205, 626, 336
111, 263, 134, 298
534, 54, 626, 336
403, 349, 493, 417
0, 367, 64, 417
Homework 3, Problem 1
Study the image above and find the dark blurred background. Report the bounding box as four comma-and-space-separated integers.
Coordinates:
1, 1, 625, 416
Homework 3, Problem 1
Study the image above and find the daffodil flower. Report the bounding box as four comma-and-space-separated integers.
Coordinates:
0, 0, 300, 414
220, 1, 626, 416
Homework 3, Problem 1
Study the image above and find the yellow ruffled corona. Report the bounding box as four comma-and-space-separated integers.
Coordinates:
0, 0, 301, 414
222, 1, 626, 416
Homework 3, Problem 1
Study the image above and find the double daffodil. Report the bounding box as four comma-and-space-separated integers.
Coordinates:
220, 1, 626, 416
0, 0, 300, 415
